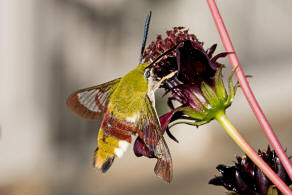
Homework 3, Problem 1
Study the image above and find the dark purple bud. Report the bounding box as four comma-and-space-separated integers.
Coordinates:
275, 156, 291, 184
235, 170, 257, 195
212, 165, 237, 192
209, 147, 292, 194
255, 166, 270, 195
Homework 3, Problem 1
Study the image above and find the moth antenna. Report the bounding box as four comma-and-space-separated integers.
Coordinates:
139, 11, 152, 63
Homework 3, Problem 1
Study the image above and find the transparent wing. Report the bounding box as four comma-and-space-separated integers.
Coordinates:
137, 96, 173, 183
67, 78, 121, 119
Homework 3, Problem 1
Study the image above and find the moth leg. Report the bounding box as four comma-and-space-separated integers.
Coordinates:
151, 70, 178, 91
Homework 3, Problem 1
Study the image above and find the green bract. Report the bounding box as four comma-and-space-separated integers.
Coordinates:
169, 67, 238, 128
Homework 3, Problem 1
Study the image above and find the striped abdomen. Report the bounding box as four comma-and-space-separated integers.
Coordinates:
94, 112, 137, 172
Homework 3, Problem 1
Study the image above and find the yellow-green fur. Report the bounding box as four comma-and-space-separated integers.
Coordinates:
108, 63, 150, 119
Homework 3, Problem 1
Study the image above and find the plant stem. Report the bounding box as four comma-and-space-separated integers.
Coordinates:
216, 111, 292, 195
206, 0, 292, 181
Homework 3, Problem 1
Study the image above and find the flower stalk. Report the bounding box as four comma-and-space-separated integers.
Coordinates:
216, 112, 292, 195
206, 0, 292, 182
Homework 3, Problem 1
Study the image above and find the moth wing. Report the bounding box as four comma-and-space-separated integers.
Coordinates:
137, 96, 173, 183
67, 78, 121, 119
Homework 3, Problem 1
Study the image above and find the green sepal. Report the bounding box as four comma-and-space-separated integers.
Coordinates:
201, 81, 220, 108
226, 191, 238, 195
167, 107, 210, 128
168, 67, 241, 130
169, 120, 209, 129
215, 67, 227, 101
233, 82, 240, 95
176, 107, 206, 120
225, 66, 238, 106
268, 185, 279, 195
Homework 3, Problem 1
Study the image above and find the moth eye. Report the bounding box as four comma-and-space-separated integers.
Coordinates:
144, 69, 150, 78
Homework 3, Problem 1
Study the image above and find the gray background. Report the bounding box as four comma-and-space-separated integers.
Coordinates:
0, 0, 292, 194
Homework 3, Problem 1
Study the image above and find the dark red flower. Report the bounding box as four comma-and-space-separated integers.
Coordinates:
134, 27, 235, 159
143, 27, 234, 129
209, 147, 292, 195
144, 27, 226, 88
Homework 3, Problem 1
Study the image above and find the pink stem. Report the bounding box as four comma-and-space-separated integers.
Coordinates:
206, 0, 292, 182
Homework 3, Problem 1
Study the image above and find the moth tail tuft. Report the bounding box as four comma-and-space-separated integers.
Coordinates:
101, 157, 115, 173
94, 146, 115, 173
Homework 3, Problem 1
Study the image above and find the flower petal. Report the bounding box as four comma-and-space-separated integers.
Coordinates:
160, 111, 179, 143
176, 40, 215, 85
206, 44, 217, 58
133, 111, 179, 159
160, 111, 175, 132
133, 137, 155, 158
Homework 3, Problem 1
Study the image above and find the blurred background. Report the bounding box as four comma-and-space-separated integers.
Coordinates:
1, 0, 292, 194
